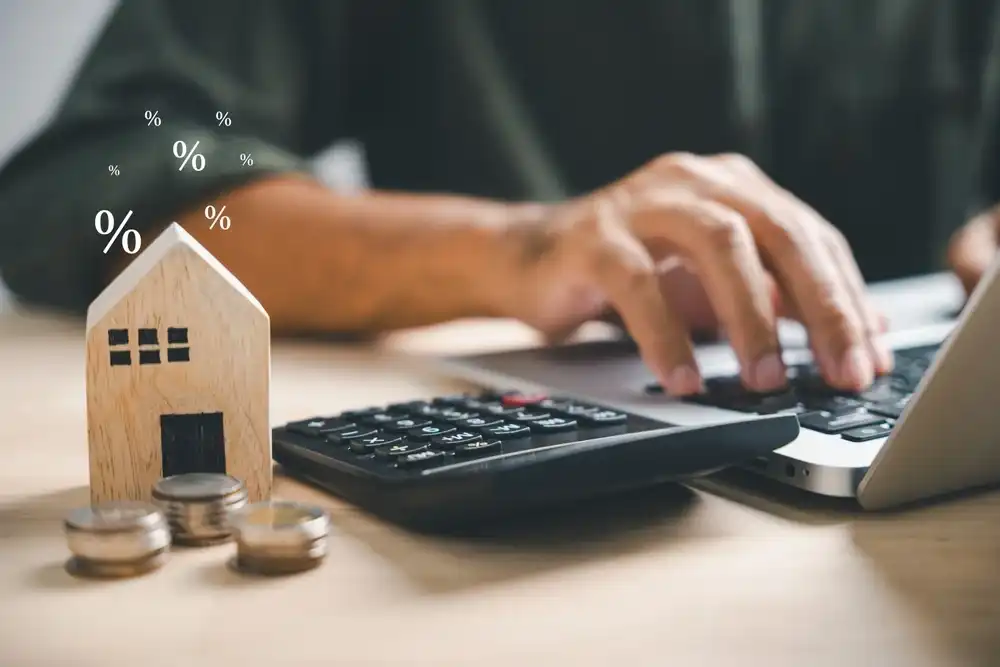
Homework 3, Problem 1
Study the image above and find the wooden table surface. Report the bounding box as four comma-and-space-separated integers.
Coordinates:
2, 302, 1000, 667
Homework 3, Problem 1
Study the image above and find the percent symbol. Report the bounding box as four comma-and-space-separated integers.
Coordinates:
144, 110, 161, 127
204, 205, 231, 230
95, 210, 142, 254
239, 153, 253, 166
216, 111, 232, 127
173, 140, 206, 172
108, 165, 120, 176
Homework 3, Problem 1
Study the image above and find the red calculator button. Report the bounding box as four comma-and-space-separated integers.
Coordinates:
501, 393, 548, 407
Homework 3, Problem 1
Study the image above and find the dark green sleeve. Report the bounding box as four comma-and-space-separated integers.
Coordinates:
0, 0, 330, 313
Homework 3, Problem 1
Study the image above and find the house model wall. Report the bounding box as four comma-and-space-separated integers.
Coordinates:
85, 223, 272, 504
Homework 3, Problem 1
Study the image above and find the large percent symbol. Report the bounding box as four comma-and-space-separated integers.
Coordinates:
173, 140, 206, 172
95, 210, 142, 255
204, 204, 231, 230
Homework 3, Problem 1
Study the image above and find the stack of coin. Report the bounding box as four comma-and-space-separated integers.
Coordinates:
64, 501, 171, 579
152, 473, 248, 546
228, 501, 330, 575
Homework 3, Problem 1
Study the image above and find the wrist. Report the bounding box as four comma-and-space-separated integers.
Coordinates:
483, 201, 559, 320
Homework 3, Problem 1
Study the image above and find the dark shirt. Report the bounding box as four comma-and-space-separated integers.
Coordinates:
1, 0, 999, 313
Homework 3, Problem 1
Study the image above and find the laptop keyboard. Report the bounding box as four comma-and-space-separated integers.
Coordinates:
645, 344, 941, 442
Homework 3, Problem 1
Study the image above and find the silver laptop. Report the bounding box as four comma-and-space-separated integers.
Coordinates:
438, 258, 1000, 510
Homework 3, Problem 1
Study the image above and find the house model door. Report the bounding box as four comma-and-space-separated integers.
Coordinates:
160, 412, 226, 477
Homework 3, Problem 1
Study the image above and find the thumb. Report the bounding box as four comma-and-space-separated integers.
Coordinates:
948, 212, 999, 295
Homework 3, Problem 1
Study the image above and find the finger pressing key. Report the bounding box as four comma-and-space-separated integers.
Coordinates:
585, 201, 702, 396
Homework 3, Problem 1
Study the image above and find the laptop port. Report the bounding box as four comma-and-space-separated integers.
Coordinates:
785, 464, 796, 478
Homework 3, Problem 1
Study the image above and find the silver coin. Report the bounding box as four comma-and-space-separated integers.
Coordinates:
152, 473, 244, 502
64, 502, 171, 579
229, 501, 330, 575
64, 501, 165, 532
152, 474, 248, 546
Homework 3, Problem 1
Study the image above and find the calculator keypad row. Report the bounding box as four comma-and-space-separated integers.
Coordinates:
282, 392, 630, 470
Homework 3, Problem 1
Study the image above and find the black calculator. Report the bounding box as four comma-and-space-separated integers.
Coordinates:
272, 391, 799, 530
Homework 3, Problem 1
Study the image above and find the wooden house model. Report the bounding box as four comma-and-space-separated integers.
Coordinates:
85, 223, 272, 504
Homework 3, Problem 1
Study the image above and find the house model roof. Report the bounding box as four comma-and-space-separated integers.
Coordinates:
85, 222, 266, 332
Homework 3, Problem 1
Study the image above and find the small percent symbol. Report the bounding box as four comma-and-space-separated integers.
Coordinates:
216, 111, 232, 127
108, 165, 120, 176
173, 140, 205, 172
95, 209, 142, 255
204, 204, 231, 230
239, 153, 253, 166
144, 110, 161, 127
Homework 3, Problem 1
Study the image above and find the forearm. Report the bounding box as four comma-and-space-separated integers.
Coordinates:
166, 176, 549, 334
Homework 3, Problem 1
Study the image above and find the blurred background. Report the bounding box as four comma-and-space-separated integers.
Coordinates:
0, 0, 367, 309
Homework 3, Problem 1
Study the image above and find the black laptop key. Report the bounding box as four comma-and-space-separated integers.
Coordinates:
397, 449, 448, 469
407, 424, 456, 441
349, 434, 404, 453
454, 439, 502, 458
375, 441, 428, 459
382, 417, 432, 433
326, 427, 379, 444
431, 431, 482, 449
287, 417, 357, 437
456, 416, 503, 429
841, 422, 893, 442
867, 396, 910, 419
799, 395, 866, 412
797, 409, 884, 434
483, 422, 532, 439
529, 417, 577, 433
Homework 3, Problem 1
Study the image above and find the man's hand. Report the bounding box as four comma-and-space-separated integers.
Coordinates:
510, 152, 893, 397
947, 203, 1000, 296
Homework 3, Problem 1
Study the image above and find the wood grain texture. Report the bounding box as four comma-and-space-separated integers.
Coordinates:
84, 224, 271, 503
2, 310, 1000, 667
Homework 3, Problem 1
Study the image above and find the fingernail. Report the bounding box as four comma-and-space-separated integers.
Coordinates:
666, 365, 703, 396
869, 340, 894, 374
751, 353, 786, 391
839, 345, 874, 389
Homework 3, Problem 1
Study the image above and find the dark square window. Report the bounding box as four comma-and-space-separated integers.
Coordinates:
138, 328, 158, 345
167, 347, 190, 363
110, 350, 131, 366
108, 329, 128, 346
167, 327, 188, 344
139, 349, 161, 365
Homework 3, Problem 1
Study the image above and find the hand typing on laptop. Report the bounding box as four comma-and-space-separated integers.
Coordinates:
509, 152, 893, 397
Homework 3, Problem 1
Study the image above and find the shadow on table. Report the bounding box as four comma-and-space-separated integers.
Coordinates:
325, 481, 705, 594
849, 488, 1000, 667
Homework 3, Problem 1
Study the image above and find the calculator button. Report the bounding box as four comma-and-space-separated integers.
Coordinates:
578, 410, 627, 426
528, 417, 577, 433
476, 402, 525, 416
341, 407, 384, 419
374, 441, 429, 458
407, 424, 457, 440
386, 400, 430, 412
511, 411, 551, 422
456, 416, 503, 429
454, 439, 502, 457
431, 395, 470, 406
326, 428, 379, 445
362, 412, 408, 426
410, 404, 446, 417
397, 450, 448, 468
382, 418, 433, 433
438, 410, 477, 422
349, 434, 404, 453
286, 417, 356, 437
431, 431, 483, 449
501, 393, 547, 407
483, 423, 532, 439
